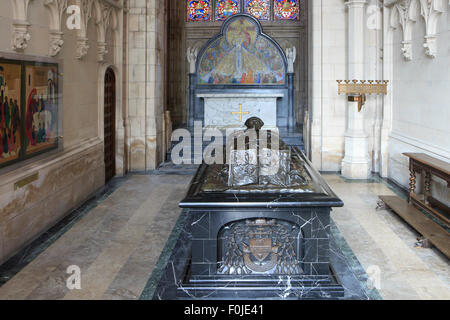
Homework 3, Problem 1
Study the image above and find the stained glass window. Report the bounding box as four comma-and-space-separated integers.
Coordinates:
216, 0, 240, 21
274, 0, 299, 20
245, 0, 270, 20
187, 0, 212, 22
187, 0, 301, 22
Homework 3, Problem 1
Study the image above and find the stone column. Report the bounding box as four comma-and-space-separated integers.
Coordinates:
188, 73, 196, 128
341, 0, 370, 179
287, 73, 295, 129
126, 0, 168, 171
380, 4, 394, 178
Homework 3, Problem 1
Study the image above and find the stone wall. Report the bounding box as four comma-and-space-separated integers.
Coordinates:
0, 139, 104, 265
0, 0, 123, 264
386, 0, 450, 204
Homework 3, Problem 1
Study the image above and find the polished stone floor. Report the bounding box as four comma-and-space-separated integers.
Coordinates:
0, 168, 448, 300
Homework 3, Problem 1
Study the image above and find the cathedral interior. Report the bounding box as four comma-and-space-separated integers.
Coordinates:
0, 0, 448, 302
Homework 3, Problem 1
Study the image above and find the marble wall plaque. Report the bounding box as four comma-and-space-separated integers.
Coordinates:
198, 93, 283, 128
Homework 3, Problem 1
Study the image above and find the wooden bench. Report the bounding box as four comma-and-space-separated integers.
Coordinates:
379, 153, 450, 259
379, 196, 450, 259
403, 153, 450, 226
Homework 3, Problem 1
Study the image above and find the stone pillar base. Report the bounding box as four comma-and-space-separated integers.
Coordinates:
341, 160, 371, 180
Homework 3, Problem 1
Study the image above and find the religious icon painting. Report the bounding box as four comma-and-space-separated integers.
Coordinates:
187, 0, 212, 22
0, 61, 22, 166
245, 0, 270, 21
216, 0, 240, 21
274, 0, 299, 20
24, 63, 59, 157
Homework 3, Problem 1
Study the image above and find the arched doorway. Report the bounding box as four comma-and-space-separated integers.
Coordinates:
104, 68, 116, 183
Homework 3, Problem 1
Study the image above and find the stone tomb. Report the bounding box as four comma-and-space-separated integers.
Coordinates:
175, 119, 345, 299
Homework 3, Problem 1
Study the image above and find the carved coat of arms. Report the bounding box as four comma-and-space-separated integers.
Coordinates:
218, 219, 303, 275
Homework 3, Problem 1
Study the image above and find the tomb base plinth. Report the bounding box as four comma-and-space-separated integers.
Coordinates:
176, 206, 345, 299
172, 146, 345, 299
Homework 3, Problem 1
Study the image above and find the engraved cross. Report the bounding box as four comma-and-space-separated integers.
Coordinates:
231, 104, 250, 122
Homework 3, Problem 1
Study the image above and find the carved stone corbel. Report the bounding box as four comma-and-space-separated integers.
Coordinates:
11, 0, 33, 51
44, 0, 68, 56
419, 0, 445, 58
75, 0, 94, 59
390, 0, 419, 61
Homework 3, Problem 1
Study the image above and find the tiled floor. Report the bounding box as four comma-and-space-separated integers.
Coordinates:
326, 174, 450, 300
0, 171, 448, 300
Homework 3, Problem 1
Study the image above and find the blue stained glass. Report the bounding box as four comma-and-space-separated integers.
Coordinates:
274, 0, 299, 20
187, 0, 212, 22
245, 0, 270, 20
216, 0, 240, 21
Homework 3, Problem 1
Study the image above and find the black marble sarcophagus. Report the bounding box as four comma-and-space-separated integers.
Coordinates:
178, 119, 344, 299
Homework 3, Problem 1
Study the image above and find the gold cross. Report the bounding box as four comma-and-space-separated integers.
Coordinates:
231, 104, 250, 122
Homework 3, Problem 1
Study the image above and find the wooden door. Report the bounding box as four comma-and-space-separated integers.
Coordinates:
104, 68, 116, 183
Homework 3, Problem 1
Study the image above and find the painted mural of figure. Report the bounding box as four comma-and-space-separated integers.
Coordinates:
12, 99, 20, 136
10, 99, 16, 129
26, 88, 38, 147
33, 98, 52, 143
0, 66, 4, 106
199, 18, 286, 85
46, 70, 57, 134
47, 70, 56, 105
37, 123, 45, 144
246, 69, 254, 84
0, 66, 4, 87
2, 128, 8, 155
33, 98, 44, 144
8, 129, 14, 155
214, 40, 267, 82
235, 41, 243, 76
0, 97, 4, 129
31, 124, 36, 145
9, 99, 17, 152
240, 72, 247, 84
0, 128, 3, 157
3, 97, 10, 130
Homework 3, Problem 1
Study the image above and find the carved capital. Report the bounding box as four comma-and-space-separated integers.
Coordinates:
344, 0, 368, 9
423, 35, 438, 58
12, 26, 31, 51
49, 31, 64, 56
76, 37, 90, 60
401, 40, 413, 61
97, 41, 108, 62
